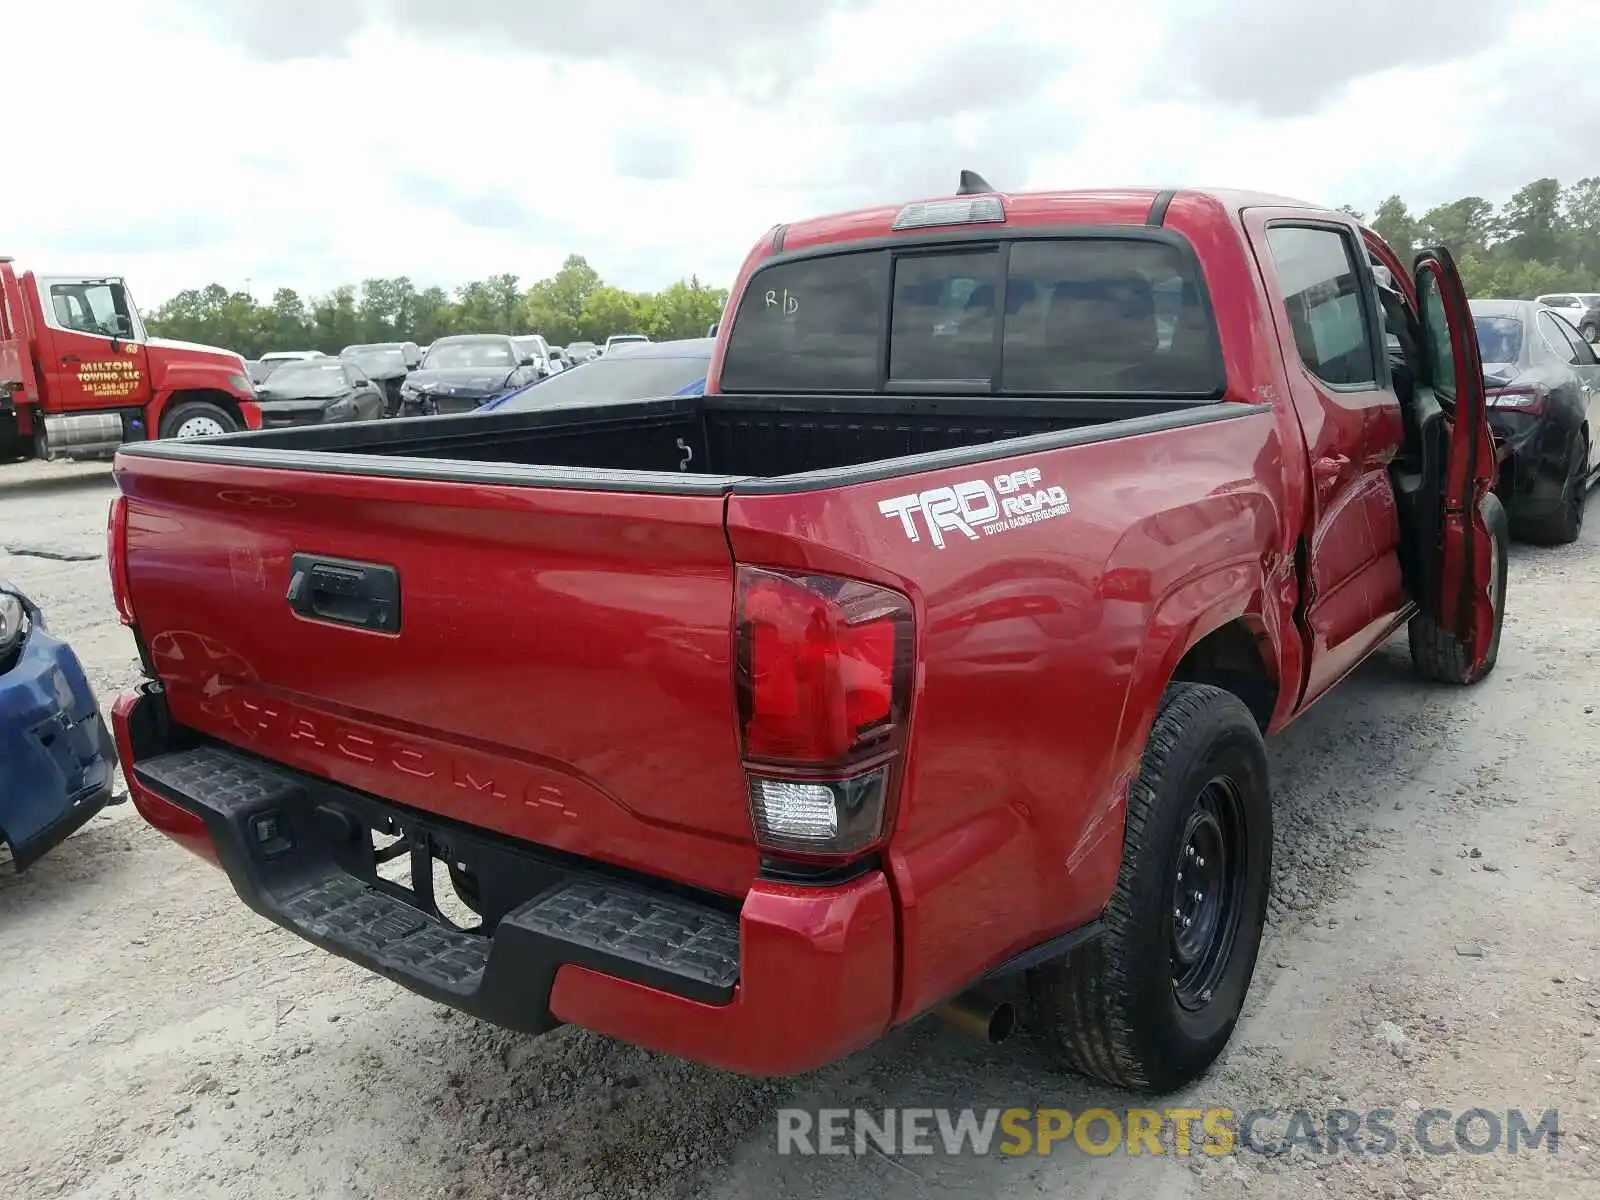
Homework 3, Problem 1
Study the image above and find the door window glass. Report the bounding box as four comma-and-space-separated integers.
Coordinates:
1264, 226, 1377, 387
1417, 270, 1457, 401
49, 282, 135, 338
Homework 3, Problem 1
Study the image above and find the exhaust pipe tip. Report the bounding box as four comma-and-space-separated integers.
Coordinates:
936, 990, 1017, 1044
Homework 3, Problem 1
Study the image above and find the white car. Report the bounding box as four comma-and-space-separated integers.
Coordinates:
259, 349, 328, 365
1534, 294, 1600, 344
603, 333, 650, 355
513, 335, 561, 375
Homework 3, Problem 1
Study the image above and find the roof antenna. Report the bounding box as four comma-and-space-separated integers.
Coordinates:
957, 169, 995, 196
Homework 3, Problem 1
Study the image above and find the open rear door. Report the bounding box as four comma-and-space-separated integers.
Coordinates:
1412, 246, 1497, 669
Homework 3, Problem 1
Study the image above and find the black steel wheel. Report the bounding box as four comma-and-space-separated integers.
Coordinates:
1026, 682, 1272, 1093
1170, 776, 1249, 1012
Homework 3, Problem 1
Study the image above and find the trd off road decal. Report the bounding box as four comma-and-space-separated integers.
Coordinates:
878, 467, 1071, 549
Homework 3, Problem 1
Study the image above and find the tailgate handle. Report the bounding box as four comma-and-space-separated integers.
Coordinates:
286, 554, 401, 633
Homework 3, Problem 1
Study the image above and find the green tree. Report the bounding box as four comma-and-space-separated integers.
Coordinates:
1416, 197, 1496, 261
524, 255, 601, 344
578, 285, 645, 342
1369, 195, 1418, 265
265, 288, 311, 350
455, 274, 523, 334
1496, 178, 1565, 265
645, 277, 728, 340
1561, 177, 1600, 274
308, 285, 360, 353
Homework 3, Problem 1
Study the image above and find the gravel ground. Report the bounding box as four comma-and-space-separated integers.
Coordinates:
2, 454, 1597, 1199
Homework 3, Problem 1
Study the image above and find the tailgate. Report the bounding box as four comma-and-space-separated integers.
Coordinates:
116, 455, 757, 896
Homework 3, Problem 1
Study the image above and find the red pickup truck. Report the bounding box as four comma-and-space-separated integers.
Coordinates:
0, 259, 260, 461
107, 181, 1503, 1093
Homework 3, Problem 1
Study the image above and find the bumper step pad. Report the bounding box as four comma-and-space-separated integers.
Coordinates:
133, 744, 741, 1027
283, 875, 491, 994
516, 878, 740, 995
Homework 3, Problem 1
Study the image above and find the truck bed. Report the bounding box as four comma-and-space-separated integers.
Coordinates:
118, 392, 1242, 492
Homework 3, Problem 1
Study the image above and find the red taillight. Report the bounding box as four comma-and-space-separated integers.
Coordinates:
736, 567, 911, 765
107, 494, 135, 626
1487, 385, 1548, 414
735, 566, 913, 859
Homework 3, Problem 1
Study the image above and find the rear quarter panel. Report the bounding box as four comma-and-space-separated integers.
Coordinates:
725, 405, 1289, 1021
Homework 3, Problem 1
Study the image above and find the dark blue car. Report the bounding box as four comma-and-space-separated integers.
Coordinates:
1, 582, 120, 871
478, 337, 712, 413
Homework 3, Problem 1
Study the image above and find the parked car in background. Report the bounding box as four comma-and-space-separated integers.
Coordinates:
1534, 293, 1600, 344
259, 350, 328, 367
1, 581, 120, 872
547, 347, 572, 373
1472, 298, 1600, 543
565, 341, 599, 363
603, 333, 649, 354
340, 342, 421, 417
480, 337, 713, 414
253, 358, 386, 428
512, 335, 559, 375
399, 334, 543, 415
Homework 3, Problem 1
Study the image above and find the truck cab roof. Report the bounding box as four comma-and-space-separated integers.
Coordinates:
768, 186, 1326, 257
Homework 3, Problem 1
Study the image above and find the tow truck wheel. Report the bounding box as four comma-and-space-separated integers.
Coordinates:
1025, 682, 1271, 1093
159, 401, 239, 441
1409, 491, 1511, 683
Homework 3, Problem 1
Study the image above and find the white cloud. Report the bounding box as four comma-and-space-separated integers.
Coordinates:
5, 0, 1583, 312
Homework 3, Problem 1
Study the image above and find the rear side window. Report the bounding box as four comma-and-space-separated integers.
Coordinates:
1537, 311, 1584, 364
718, 253, 887, 391
720, 237, 1221, 394
1265, 226, 1377, 388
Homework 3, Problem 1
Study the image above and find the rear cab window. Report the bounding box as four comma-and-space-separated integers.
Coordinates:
718, 235, 1225, 396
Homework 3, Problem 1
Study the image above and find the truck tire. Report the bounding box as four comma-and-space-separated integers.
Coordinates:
158, 401, 239, 441
1026, 682, 1272, 1093
1409, 492, 1509, 684
1512, 436, 1586, 546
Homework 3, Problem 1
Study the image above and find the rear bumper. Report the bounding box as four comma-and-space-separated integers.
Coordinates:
1, 618, 118, 871
1491, 413, 1579, 516
112, 686, 896, 1075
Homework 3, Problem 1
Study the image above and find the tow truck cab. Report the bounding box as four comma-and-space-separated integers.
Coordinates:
0, 259, 260, 460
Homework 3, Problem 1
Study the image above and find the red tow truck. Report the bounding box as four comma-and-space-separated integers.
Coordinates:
0, 259, 260, 461
107, 179, 1502, 1093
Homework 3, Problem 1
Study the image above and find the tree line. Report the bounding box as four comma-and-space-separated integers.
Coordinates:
144, 255, 727, 357
145, 176, 1600, 357
1346, 176, 1600, 299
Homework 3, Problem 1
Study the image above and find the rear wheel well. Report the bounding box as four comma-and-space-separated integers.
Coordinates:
1171, 619, 1278, 732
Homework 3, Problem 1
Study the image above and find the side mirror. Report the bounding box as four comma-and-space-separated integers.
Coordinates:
520, 355, 537, 367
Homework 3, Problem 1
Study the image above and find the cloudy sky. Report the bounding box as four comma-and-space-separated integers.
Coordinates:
10, 0, 1594, 309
